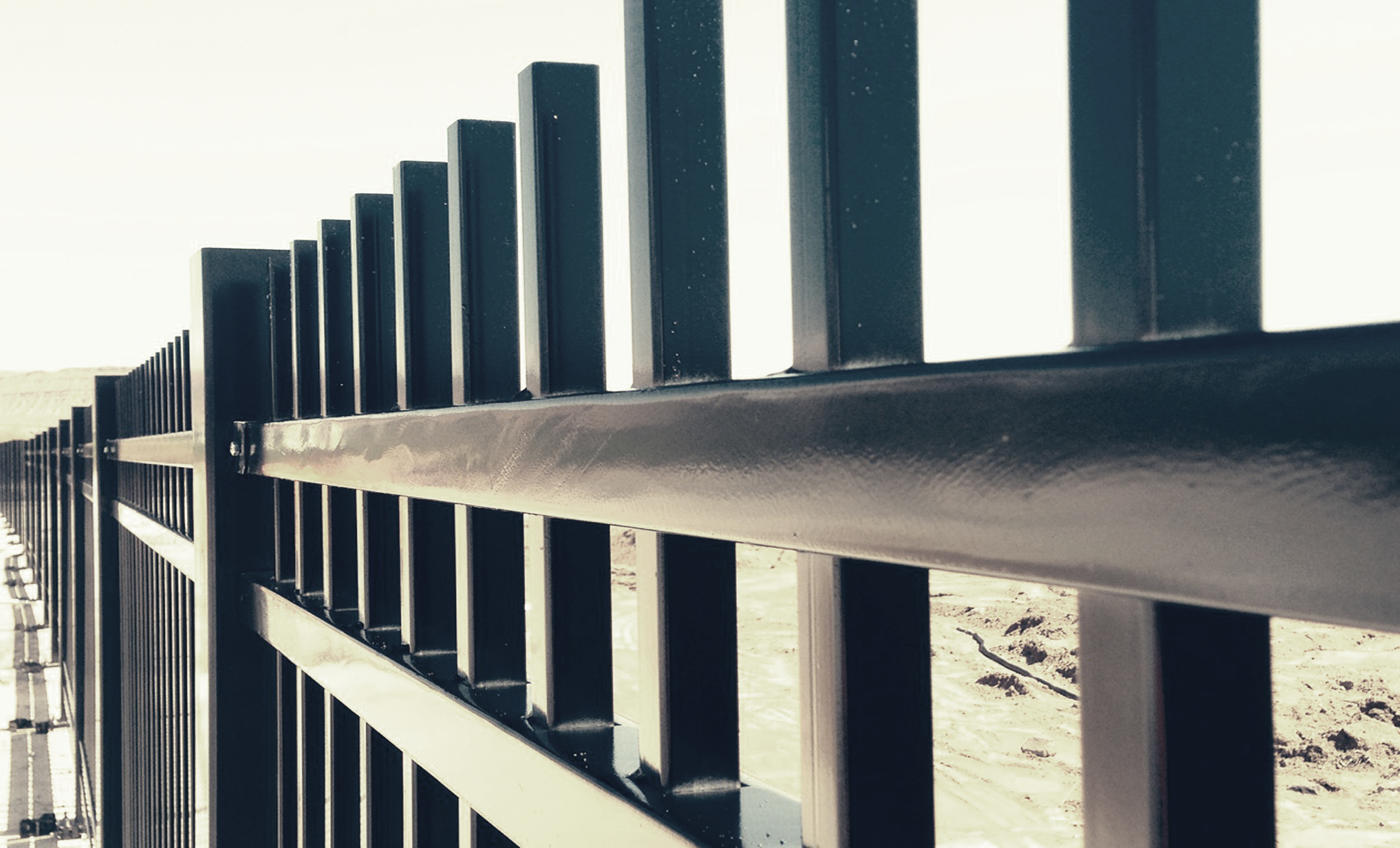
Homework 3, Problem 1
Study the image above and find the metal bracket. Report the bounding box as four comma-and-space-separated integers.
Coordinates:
230, 421, 259, 475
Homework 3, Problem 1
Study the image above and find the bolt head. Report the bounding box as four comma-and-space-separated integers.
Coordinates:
228, 440, 241, 457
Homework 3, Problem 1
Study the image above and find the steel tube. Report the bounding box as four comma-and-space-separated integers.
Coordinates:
111, 502, 196, 580
108, 432, 197, 470
246, 581, 706, 848
253, 322, 1400, 632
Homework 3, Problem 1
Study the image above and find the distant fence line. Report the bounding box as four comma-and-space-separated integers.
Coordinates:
3, 1, 1399, 847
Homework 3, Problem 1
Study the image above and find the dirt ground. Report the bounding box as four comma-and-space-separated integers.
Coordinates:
609, 529, 1400, 847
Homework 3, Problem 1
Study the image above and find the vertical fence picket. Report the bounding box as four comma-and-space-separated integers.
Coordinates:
392, 160, 456, 672
350, 190, 404, 848
350, 192, 401, 647
291, 239, 326, 608
518, 62, 613, 736
391, 159, 460, 844
785, 1, 934, 845
318, 219, 358, 623
270, 254, 296, 585
325, 695, 359, 848
317, 217, 361, 848
56, 419, 70, 670
361, 724, 403, 848
1068, 2, 1273, 846
277, 655, 298, 848
69, 405, 89, 817
299, 673, 327, 848
446, 116, 525, 846
624, 0, 740, 797
445, 119, 525, 697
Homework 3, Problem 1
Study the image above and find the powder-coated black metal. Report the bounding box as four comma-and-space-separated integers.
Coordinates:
3, 3, 1394, 844
625, 0, 731, 388
1069, 3, 1273, 845
787, 0, 922, 372
297, 672, 326, 847
89, 376, 123, 846
392, 161, 453, 412
447, 119, 520, 407
349, 193, 401, 640
269, 255, 296, 585
360, 723, 403, 846
1070, 0, 1261, 344
254, 322, 1400, 632
626, 0, 740, 799
444, 119, 527, 695
787, 2, 932, 844
327, 695, 359, 847
520, 62, 606, 399
276, 656, 297, 848
351, 194, 399, 417
391, 161, 456, 661
518, 60, 613, 731
290, 239, 325, 605
189, 248, 285, 845
319, 219, 359, 619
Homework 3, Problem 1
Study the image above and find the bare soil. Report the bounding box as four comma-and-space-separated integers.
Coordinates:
609, 528, 1400, 846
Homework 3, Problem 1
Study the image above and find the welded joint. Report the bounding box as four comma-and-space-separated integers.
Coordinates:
230, 420, 259, 475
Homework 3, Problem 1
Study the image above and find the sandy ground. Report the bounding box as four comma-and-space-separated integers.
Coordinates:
609, 529, 1400, 847
1, 524, 88, 846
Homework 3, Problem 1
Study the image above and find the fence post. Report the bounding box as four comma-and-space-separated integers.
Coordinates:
189, 248, 285, 847
55, 419, 70, 677
89, 375, 122, 845
67, 405, 88, 815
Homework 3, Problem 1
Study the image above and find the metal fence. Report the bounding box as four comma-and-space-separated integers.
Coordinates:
2, 1, 1398, 846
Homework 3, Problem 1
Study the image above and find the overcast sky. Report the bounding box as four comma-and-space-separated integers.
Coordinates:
1, 1, 1396, 388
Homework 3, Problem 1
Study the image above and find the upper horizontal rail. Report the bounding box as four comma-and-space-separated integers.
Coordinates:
109, 432, 196, 469
245, 580, 705, 847
250, 322, 1400, 631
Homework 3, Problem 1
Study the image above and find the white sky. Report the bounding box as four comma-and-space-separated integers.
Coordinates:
1, 1, 1396, 388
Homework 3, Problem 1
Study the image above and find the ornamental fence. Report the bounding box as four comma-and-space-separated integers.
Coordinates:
2, 1, 1397, 846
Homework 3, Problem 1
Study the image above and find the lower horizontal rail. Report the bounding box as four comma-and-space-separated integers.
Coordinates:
112, 501, 196, 579
245, 581, 704, 847
253, 323, 1400, 632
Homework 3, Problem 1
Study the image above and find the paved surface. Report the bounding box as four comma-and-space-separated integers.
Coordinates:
1, 521, 88, 846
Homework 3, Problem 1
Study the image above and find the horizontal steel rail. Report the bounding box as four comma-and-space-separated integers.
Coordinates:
246, 580, 711, 847
108, 432, 197, 469
112, 501, 196, 580
253, 321, 1400, 632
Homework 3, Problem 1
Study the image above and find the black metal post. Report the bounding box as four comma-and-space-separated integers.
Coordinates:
189, 248, 285, 846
